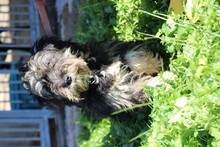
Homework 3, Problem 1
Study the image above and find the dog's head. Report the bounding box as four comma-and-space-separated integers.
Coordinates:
19, 36, 91, 106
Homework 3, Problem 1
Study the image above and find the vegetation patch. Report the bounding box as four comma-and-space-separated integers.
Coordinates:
76, 0, 220, 146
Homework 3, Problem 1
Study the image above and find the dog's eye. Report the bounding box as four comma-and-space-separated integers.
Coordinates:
63, 76, 72, 87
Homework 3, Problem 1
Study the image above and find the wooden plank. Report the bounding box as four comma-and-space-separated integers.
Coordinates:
0, 61, 21, 64
0, 90, 28, 94
0, 44, 32, 48
0, 81, 22, 84
0, 110, 54, 118
0, 20, 31, 24
0, 128, 39, 132
4, 146, 40, 147
0, 11, 29, 15
5, 146, 40, 147
0, 118, 41, 123
40, 118, 51, 147
0, 27, 31, 31
0, 51, 31, 56
0, 70, 20, 74
0, 137, 40, 141
0, 35, 32, 39
0, 4, 30, 7
0, 100, 35, 104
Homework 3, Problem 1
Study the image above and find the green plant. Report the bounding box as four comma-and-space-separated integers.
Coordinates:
76, 0, 116, 44
76, 0, 168, 43
77, 115, 111, 147
140, 0, 220, 146
114, 0, 168, 41
76, 0, 220, 146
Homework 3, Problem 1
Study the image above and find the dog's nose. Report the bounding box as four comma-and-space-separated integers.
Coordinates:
64, 76, 72, 87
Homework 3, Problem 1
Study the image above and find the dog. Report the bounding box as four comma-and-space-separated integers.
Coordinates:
19, 36, 170, 119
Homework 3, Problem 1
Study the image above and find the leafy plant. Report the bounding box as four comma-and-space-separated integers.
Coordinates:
76, 0, 220, 146
77, 115, 111, 147
76, 0, 116, 44
140, 0, 220, 146
114, 0, 168, 41
76, 0, 168, 43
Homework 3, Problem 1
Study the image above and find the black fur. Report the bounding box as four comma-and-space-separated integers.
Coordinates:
20, 36, 169, 120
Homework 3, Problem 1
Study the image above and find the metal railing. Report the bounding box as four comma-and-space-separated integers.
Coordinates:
0, 0, 40, 111
0, 1, 55, 147
0, 110, 53, 147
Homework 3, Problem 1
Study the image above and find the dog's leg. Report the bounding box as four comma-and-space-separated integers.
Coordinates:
124, 48, 161, 75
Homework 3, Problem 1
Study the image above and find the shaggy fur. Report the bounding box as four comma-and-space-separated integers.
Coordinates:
19, 36, 168, 119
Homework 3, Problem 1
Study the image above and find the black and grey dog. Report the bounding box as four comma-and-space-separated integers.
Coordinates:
19, 36, 170, 119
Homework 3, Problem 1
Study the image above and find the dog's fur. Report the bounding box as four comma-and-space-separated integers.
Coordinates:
19, 36, 168, 119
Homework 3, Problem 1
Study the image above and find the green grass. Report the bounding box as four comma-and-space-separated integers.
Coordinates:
76, 0, 168, 43
76, 0, 220, 146
76, 0, 116, 44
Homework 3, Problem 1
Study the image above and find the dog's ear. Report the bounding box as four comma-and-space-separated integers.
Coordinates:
32, 35, 68, 54
32, 36, 58, 53
32, 35, 88, 55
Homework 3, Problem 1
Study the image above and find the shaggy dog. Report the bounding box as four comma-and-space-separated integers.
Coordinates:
19, 36, 169, 119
